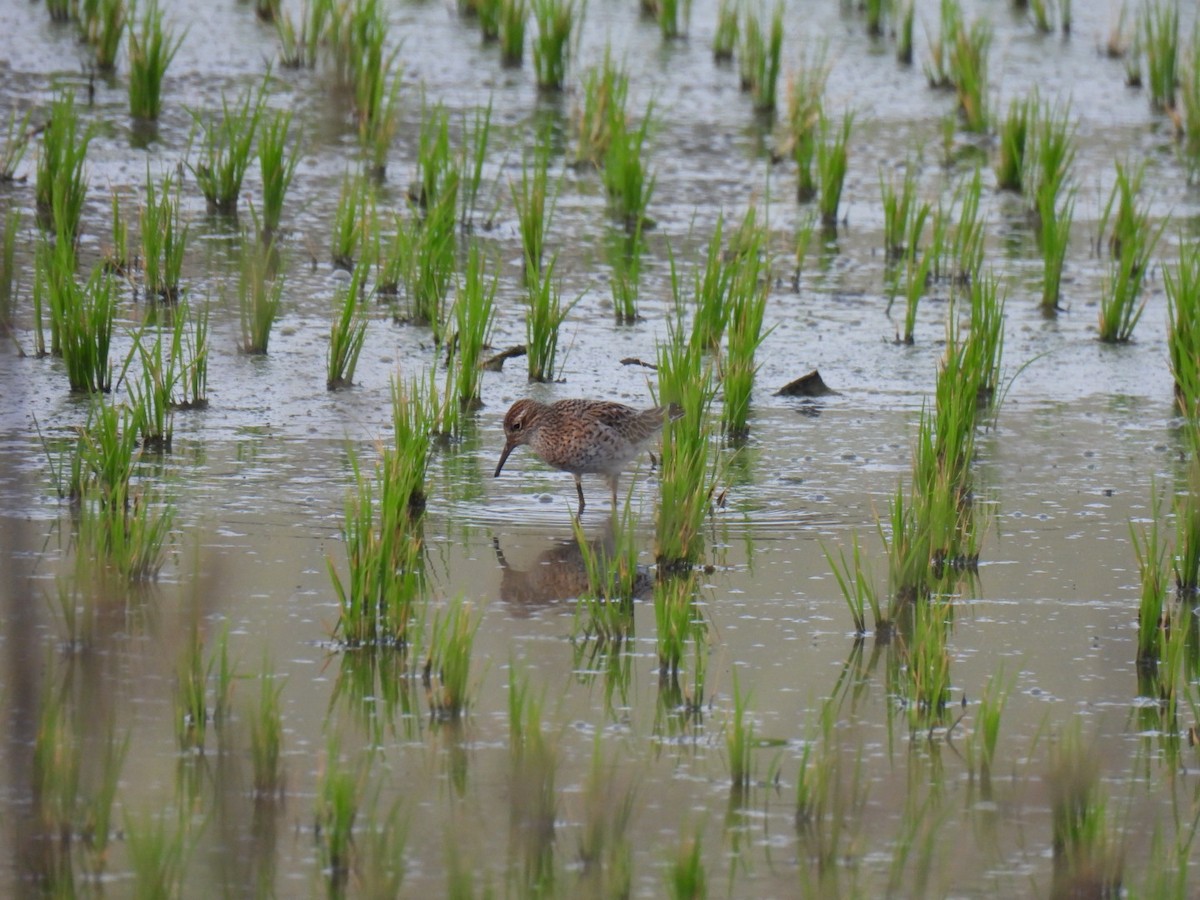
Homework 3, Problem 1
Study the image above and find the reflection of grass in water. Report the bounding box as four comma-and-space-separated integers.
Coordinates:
125, 807, 193, 898
726, 671, 755, 792
315, 737, 365, 883
968, 668, 1011, 781
175, 624, 211, 754
570, 496, 641, 647
578, 739, 636, 897
423, 597, 481, 720
665, 822, 706, 900
249, 657, 287, 799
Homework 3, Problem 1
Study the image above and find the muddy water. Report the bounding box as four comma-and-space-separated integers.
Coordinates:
2, 0, 1200, 895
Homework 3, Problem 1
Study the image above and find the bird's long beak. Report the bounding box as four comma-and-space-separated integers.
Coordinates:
494, 440, 515, 478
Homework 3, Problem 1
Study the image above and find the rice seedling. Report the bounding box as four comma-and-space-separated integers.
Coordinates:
190, 84, 265, 216
450, 243, 496, 409
1166, 240, 1200, 413
880, 160, 927, 261
665, 823, 707, 899
1028, 0, 1053, 33
726, 672, 755, 792
239, 240, 284, 354
255, 0, 282, 23
172, 299, 209, 409
691, 216, 735, 351
124, 808, 192, 898
258, 107, 301, 238
1038, 190, 1074, 314
525, 256, 575, 382
499, 0, 528, 66
1027, 96, 1076, 227
249, 658, 286, 799
923, 0, 960, 89
816, 109, 853, 229
315, 737, 364, 880
1096, 166, 1162, 343
608, 228, 643, 324
0, 209, 18, 333
654, 308, 719, 572
36, 90, 91, 240
712, 0, 737, 61
389, 372, 436, 513
0, 107, 31, 183
1174, 456, 1200, 595
1047, 722, 1124, 897
602, 103, 656, 234
655, 0, 689, 39
531, 0, 577, 91
653, 570, 699, 677
175, 624, 211, 753
140, 170, 188, 302
994, 93, 1031, 192
423, 597, 481, 720
398, 192, 457, 342
127, 0, 182, 121
824, 532, 884, 636
331, 172, 370, 270
103, 191, 131, 275
962, 270, 1006, 407
574, 47, 628, 166
328, 446, 426, 646
459, 100, 493, 231
511, 132, 557, 276
949, 15, 990, 133
1131, 491, 1170, 665
126, 322, 175, 451
897, 0, 915, 64
740, 2, 783, 114
879, 482, 932, 605
83, 0, 127, 71
45, 0, 71, 22
785, 46, 829, 203
327, 263, 369, 390
893, 217, 937, 345
276, 0, 330, 69
722, 219, 770, 437
1141, 0, 1179, 113
50, 264, 116, 394
946, 168, 984, 288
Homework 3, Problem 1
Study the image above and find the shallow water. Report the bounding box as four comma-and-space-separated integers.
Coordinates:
2, 0, 1200, 895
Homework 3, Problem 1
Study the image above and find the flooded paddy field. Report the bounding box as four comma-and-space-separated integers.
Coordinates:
2, 0, 1200, 895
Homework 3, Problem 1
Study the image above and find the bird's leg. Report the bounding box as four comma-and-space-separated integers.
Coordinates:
574, 475, 586, 515
608, 475, 619, 511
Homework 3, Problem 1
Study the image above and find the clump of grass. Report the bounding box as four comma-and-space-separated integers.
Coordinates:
692, 216, 735, 351
47, 259, 117, 395
1141, 0, 1179, 113
127, 0, 182, 121
258, 107, 301, 238
140, 170, 188, 302
327, 263, 369, 390
889, 207, 940, 345
784, 46, 829, 203
1096, 161, 1162, 343
721, 209, 771, 438
896, 0, 915, 64
653, 570, 707, 702
82, 0, 127, 71
174, 624, 210, 753
816, 109, 853, 228
239, 240, 284, 354
499, 0, 528, 66
124, 809, 192, 897
740, 3, 784, 114
190, 84, 265, 216
449, 243, 497, 409
126, 322, 176, 451
1027, 96, 1076, 235
525, 256, 575, 382
824, 532, 884, 636
950, 15, 991, 133
0, 209, 19, 333
331, 172, 369, 270
1131, 490, 1169, 666
356, 49, 403, 180
0, 107, 32, 183
459, 100, 493, 231
602, 102, 656, 234
712, 0, 737, 61
172, 299, 209, 409
608, 228, 644, 324
1166, 240, 1200, 412
666, 823, 707, 899
104, 190, 130, 275
423, 598, 481, 720
923, 0, 960, 88
903, 594, 953, 729
388, 372, 436, 514
655, 301, 719, 572
945, 167, 985, 287
328, 447, 426, 647
1038, 190, 1074, 314
276, 0, 330, 69
531, 0, 577, 91
512, 132, 557, 276
879, 160, 928, 260
36, 90, 92, 240
995, 93, 1031, 192
574, 47, 628, 166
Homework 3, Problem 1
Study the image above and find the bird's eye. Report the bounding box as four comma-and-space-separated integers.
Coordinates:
511, 421, 522, 431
